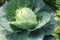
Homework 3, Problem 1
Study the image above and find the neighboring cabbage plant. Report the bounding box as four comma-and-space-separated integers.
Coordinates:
0, 0, 57, 40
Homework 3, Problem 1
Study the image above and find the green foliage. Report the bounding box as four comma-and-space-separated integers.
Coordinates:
56, 0, 60, 9
52, 33, 60, 40
0, 0, 57, 40
53, 10, 60, 40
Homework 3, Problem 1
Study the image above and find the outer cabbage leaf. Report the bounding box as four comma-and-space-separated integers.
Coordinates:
32, 5, 54, 31
0, 5, 6, 17
0, 33, 7, 40
6, 31, 29, 40
0, 17, 13, 32
40, 5, 54, 12
41, 18, 57, 35
0, 26, 8, 40
0, 4, 13, 32
30, 0, 45, 12
44, 35, 56, 40
28, 29, 45, 40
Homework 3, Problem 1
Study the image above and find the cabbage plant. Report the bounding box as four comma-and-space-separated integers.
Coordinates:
0, 0, 57, 40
